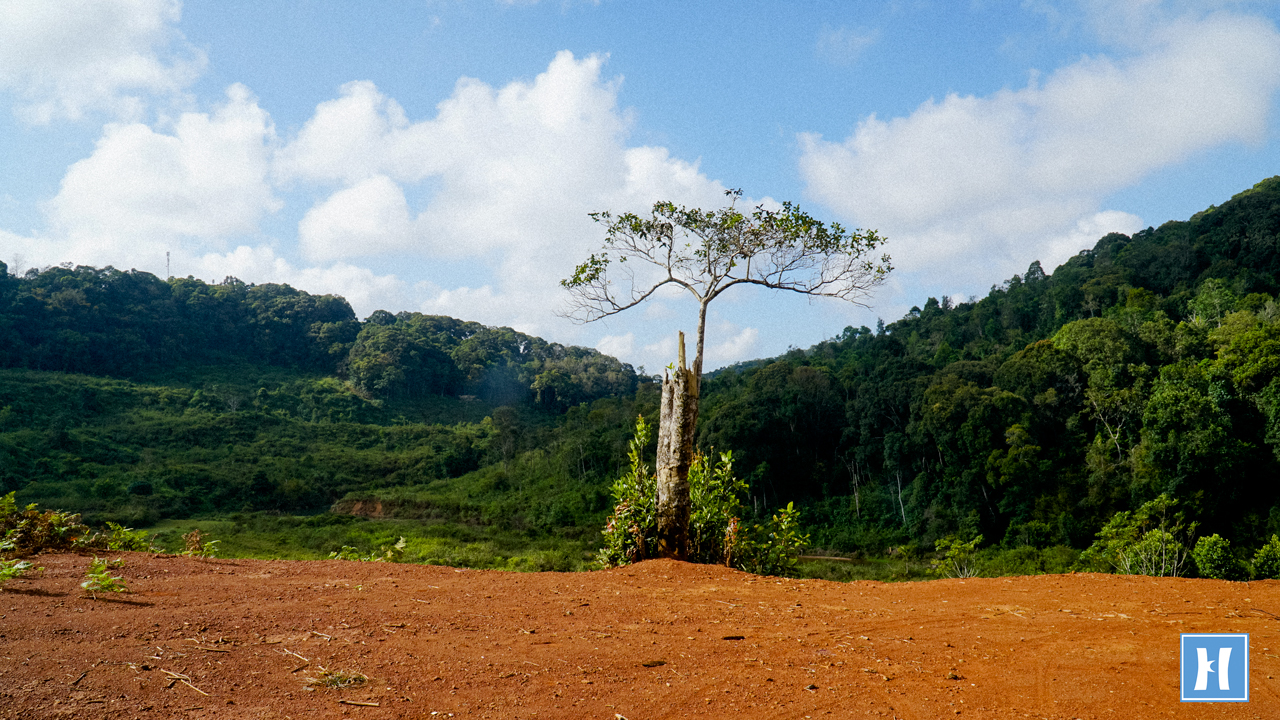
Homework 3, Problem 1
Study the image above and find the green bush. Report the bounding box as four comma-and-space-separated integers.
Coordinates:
735, 502, 808, 576
1253, 535, 1280, 579
690, 448, 749, 565
1193, 534, 1244, 580
929, 534, 983, 578
0, 491, 89, 557
976, 545, 1079, 577
597, 415, 808, 576
1077, 494, 1196, 577
597, 416, 658, 567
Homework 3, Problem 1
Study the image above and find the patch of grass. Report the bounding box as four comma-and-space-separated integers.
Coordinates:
329, 536, 405, 562
85, 522, 158, 552
794, 556, 933, 582
143, 513, 598, 571
307, 668, 367, 690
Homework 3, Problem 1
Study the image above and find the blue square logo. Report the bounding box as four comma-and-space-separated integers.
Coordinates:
1181, 633, 1249, 702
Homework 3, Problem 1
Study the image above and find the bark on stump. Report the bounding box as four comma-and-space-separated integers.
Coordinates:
656, 332, 698, 560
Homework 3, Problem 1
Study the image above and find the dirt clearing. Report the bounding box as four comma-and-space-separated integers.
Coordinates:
2, 553, 1278, 718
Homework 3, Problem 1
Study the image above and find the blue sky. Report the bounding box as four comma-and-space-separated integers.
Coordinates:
2, 1, 1279, 374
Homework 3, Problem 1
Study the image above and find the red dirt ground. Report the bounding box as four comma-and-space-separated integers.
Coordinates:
2, 552, 1278, 719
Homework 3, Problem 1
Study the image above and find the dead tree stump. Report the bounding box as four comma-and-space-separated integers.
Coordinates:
656, 332, 697, 560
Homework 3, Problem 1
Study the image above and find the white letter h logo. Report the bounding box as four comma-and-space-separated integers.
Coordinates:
1195, 646, 1232, 691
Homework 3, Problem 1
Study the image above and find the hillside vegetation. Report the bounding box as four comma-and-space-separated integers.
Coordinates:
3, 176, 1280, 573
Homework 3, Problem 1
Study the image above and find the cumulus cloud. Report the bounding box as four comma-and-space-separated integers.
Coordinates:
0, 0, 205, 123
798, 8, 1280, 282
273, 80, 412, 186
4, 82, 290, 301
595, 332, 635, 360
1042, 209, 1145, 269
46, 83, 279, 260
281, 51, 728, 335
643, 335, 678, 366
190, 245, 410, 318
297, 175, 415, 262
707, 326, 760, 367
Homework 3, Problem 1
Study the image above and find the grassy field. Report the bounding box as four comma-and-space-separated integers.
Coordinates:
145, 513, 597, 572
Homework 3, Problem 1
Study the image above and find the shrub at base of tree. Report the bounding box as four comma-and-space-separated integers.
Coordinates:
597, 416, 808, 576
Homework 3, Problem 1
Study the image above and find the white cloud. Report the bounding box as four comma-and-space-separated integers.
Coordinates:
0, 0, 205, 123
11, 51, 734, 358
707, 326, 760, 366
280, 51, 728, 335
297, 175, 414, 262
643, 335, 677, 366
799, 9, 1280, 282
273, 80, 411, 186
1041, 209, 1144, 269
46, 83, 279, 261
192, 245, 410, 319
595, 332, 635, 360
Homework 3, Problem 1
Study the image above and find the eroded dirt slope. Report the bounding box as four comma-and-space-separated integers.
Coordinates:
2, 553, 1278, 718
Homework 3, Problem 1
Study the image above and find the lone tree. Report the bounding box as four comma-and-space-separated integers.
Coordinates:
562, 190, 890, 559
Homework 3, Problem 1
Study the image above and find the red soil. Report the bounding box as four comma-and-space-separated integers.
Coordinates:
2, 552, 1278, 718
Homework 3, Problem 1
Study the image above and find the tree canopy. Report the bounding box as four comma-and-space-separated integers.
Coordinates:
562, 190, 891, 378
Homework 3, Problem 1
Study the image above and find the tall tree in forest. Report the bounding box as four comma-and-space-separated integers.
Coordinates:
562, 189, 890, 558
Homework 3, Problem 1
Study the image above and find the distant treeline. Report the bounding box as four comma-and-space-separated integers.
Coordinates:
0, 265, 635, 411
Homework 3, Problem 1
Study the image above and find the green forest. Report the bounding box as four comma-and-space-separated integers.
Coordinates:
4, 176, 1280, 576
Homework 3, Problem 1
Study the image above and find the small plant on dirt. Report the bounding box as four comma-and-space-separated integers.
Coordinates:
81, 557, 128, 598
307, 667, 367, 689
1078, 494, 1196, 577
930, 534, 984, 579
1253, 534, 1280, 579
84, 522, 158, 552
735, 502, 809, 576
598, 415, 808, 575
382, 536, 407, 561
329, 545, 364, 561
328, 536, 407, 562
0, 558, 42, 589
885, 544, 920, 580
180, 529, 219, 558
1193, 534, 1244, 580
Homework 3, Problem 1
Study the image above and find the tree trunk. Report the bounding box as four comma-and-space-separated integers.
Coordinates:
656, 331, 697, 560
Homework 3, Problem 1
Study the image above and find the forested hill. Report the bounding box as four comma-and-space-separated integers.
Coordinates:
3, 176, 1280, 565
699, 175, 1280, 553
0, 267, 637, 413
0, 268, 643, 536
